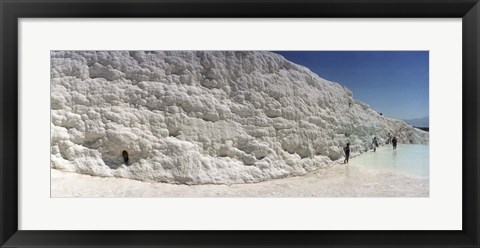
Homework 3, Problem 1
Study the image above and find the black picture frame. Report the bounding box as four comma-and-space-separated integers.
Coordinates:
1, 0, 479, 247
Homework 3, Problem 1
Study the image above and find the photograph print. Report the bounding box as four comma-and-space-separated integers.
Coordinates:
50, 50, 429, 197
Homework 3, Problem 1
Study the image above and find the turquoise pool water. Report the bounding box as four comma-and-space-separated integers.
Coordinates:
352, 144, 429, 178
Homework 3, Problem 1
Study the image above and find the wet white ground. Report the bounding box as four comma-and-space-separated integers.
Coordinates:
51, 144, 429, 198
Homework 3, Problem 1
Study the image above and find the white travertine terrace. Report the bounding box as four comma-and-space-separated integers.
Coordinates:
51, 51, 428, 184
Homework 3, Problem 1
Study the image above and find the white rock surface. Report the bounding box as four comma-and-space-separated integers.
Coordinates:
51, 51, 428, 184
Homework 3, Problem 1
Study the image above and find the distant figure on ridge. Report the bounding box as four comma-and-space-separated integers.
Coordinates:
343, 143, 351, 164
392, 137, 398, 149
372, 137, 379, 152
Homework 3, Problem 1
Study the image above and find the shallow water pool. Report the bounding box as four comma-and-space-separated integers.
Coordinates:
352, 144, 429, 178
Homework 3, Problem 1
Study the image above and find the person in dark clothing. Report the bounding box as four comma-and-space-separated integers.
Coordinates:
122, 150, 129, 164
372, 137, 379, 152
392, 137, 398, 149
343, 143, 351, 164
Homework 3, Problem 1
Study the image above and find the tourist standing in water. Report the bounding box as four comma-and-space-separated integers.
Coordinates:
343, 143, 350, 163
392, 136, 398, 149
372, 137, 379, 152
